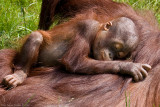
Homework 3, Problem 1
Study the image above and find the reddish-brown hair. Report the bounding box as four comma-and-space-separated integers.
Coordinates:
0, 0, 160, 106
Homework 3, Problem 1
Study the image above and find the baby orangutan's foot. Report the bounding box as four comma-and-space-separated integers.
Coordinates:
2, 70, 27, 89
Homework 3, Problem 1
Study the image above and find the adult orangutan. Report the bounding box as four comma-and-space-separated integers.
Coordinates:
0, 0, 159, 107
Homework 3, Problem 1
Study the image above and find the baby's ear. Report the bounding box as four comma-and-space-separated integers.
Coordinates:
103, 22, 112, 31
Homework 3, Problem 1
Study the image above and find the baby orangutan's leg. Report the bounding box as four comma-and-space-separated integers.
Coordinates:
2, 31, 43, 88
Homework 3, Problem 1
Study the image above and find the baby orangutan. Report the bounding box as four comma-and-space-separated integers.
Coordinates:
2, 17, 151, 88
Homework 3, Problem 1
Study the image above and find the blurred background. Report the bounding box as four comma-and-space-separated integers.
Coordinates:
0, 0, 159, 49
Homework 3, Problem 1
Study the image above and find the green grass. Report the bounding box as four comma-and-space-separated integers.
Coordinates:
115, 0, 160, 23
0, 0, 41, 49
125, 92, 131, 107
0, 0, 160, 49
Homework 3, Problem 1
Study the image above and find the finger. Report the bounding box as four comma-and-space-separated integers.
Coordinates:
133, 74, 139, 82
142, 64, 151, 71
8, 79, 16, 85
4, 75, 13, 81
12, 81, 18, 88
137, 71, 143, 81
141, 68, 148, 78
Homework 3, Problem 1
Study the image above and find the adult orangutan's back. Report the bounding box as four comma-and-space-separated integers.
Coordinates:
0, 39, 160, 106
0, 40, 160, 107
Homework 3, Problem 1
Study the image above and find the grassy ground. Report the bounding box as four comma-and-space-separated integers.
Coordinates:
115, 0, 160, 23
0, 0, 160, 49
0, 0, 41, 49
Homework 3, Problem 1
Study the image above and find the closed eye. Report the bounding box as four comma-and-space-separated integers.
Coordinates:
114, 43, 123, 51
